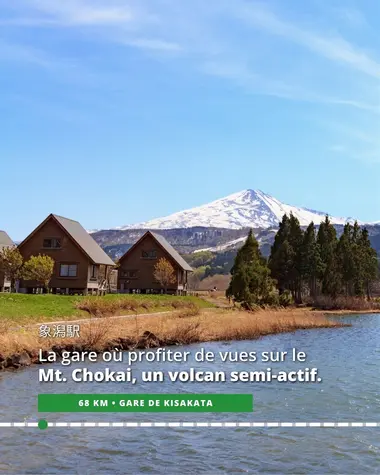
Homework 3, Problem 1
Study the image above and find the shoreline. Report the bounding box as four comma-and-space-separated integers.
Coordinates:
0, 307, 355, 373
318, 308, 380, 316
10, 305, 378, 332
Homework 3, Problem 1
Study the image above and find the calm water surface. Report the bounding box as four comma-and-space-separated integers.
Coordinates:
0, 314, 379, 474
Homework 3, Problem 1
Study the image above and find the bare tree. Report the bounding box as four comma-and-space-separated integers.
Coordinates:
188, 272, 201, 291
153, 258, 176, 294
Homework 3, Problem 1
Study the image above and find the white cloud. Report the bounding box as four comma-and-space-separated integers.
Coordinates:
2, 0, 380, 165
336, 6, 367, 28
0, 38, 115, 87
331, 147, 380, 164
201, 58, 380, 114
3, 1, 176, 53
233, 2, 380, 79
0, 39, 53, 68
124, 38, 182, 52
330, 144, 346, 152
326, 120, 380, 164
19, 0, 134, 26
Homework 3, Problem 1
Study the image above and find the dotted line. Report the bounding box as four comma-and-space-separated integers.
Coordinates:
0, 422, 379, 429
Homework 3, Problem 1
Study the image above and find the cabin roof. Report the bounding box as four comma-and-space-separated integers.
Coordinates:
18, 214, 115, 266
149, 232, 193, 272
0, 231, 13, 251
119, 230, 193, 272
52, 215, 115, 266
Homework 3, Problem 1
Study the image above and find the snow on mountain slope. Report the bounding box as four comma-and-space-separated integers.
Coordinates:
193, 229, 279, 254
194, 237, 248, 253
117, 189, 358, 230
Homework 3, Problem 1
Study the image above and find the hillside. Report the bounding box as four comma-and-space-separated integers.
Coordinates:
93, 227, 253, 260
92, 224, 380, 279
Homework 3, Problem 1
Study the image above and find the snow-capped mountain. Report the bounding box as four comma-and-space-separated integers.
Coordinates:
116, 189, 360, 230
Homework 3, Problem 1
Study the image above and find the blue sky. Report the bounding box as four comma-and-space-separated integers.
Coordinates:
1, 0, 380, 240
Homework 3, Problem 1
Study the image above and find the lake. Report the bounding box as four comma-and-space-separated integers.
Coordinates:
0, 314, 379, 474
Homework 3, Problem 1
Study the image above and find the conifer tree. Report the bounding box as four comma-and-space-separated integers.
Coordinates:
358, 228, 378, 299
268, 214, 292, 294
287, 214, 304, 303
299, 222, 321, 298
352, 221, 361, 242
269, 214, 379, 303
317, 216, 340, 297
269, 214, 304, 302
226, 230, 273, 308
351, 221, 365, 296
336, 223, 356, 296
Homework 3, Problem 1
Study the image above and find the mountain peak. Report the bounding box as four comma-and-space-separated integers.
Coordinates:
115, 188, 358, 231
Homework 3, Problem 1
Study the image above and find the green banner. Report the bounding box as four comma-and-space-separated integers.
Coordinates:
38, 394, 253, 412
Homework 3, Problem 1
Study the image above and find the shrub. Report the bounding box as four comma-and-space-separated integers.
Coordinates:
166, 321, 201, 344
171, 300, 189, 309
279, 291, 294, 307
263, 292, 280, 307
79, 317, 113, 350
75, 296, 201, 318
308, 295, 380, 311
177, 303, 200, 318
75, 298, 120, 317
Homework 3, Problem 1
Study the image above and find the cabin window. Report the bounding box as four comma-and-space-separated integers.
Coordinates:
141, 250, 157, 259
59, 264, 77, 277
91, 265, 97, 279
43, 238, 61, 249
122, 270, 138, 278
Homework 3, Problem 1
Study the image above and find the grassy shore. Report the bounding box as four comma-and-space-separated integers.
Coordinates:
0, 307, 349, 361
0, 293, 212, 325
204, 291, 380, 313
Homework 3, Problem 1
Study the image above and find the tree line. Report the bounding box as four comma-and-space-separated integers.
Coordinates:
227, 214, 379, 308
0, 247, 54, 292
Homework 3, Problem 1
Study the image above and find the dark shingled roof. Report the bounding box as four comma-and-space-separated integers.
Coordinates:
52, 215, 115, 266
0, 231, 13, 251
150, 232, 193, 272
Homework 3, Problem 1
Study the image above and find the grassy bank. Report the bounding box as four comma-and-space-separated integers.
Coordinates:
308, 295, 380, 312
0, 307, 349, 362
0, 293, 213, 325
202, 291, 380, 314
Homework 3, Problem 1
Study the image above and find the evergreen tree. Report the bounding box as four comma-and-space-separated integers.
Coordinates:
226, 230, 273, 308
268, 214, 292, 294
352, 221, 361, 242
351, 221, 365, 296
287, 214, 304, 303
269, 214, 379, 304
269, 213, 304, 302
336, 223, 356, 296
299, 222, 321, 298
317, 216, 340, 297
358, 228, 378, 299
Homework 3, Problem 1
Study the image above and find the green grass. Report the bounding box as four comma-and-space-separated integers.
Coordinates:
0, 293, 213, 325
